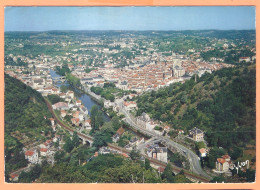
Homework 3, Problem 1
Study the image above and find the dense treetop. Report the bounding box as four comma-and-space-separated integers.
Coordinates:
136, 63, 256, 151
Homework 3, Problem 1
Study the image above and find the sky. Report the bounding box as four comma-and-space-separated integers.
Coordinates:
4, 6, 255, 31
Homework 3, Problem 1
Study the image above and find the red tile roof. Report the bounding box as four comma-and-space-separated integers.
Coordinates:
199, 148, 206, 154
217, 158, 226, 164
158, 166, 165, 173
10, 173, 19, 179
116, 127, 125, 135
222, 155, 230, 159
40, 148, 48, 152
121, 153, 129, 158
25, 150, 35, 156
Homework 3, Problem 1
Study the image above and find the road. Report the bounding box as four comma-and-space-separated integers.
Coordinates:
75, 87, 210, 179
120, 104, 210, 179
45, 97, 210, 182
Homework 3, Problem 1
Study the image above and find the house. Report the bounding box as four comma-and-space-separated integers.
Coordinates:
49, 118, 55, 126
199, 148, 207, 158
128, 94, 137, 100
71, 118, 80, 126
215, 155, 232, 173
51, 88, 60, 95
40, 148, 48, 157
60, 110, 67, 118
84, 119, 91, 129
68, 91, 75, 98
117, 80, 128, 90
40, 139, 53, 149
239, 57, 251, 63
104, 100, 113, 109
73, 111, 80, 119
129, 137, 139, 146
120, 153, 129, 158
146, 120, 157, 131
137, 112, 150, 128
65, 96, 72, 103
99, 147, 111, 154
78, 113, 85, 121
59, 93, 66, 99
76, 100, 82, 106
128, 137, 144, 148
10, 173, 19, 182
176, 129, 184, 134
157, 167, 165, 174
123, 101, 137, 111
112, 127, 125, 143
25, 150, 39, 164
53, 135, 60, 143
113, 105, 120, 113
164, 126, 170, 133
80, 105, 88, 115
71, 105, 79, 111
189, 127, 204, 142
147, 146, 168, 163
52, 125, 57, 132
52, 102, 69, 110
33, 78, 45, 89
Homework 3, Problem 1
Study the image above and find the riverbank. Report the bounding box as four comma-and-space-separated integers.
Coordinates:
50, 69, 110, 121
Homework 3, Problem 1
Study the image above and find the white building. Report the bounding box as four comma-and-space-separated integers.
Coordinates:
25, 150, 39, 164
147, 146, 168, 163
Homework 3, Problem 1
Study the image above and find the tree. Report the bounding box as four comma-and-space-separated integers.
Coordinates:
111, 116, 121, 131
19, 171, 32, 183
31, 164, 42, 179
145, 158, 151, 170
90, 105, 98, 127
96, 111, 104, 128
72, 131, 80, 148
63, 136, 73, 153
54, 151, 65, 163
69, 153, 79, 166
60, 85, 68, 93
129, 149, 141, 161
161, 163, 175, 183
47, 94, 64, 104
92, 131, 110, 148
54, 140, 59, 148
210, 176, 226, 183
231, 147, 243, 160
64, 115, 72, 123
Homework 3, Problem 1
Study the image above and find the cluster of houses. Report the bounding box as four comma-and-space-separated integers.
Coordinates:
136, 112, 177, 136
24, 134, 61, 165
51, 91, 91, 132
111, 127, 145, 151
136, 112, 164, 135
124, 137, 145, 151
215, 154, 235, 175
85, 146, 130, 164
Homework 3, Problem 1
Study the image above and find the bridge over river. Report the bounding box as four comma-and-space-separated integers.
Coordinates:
52, 76, 66, 83
44, 98, 210, 183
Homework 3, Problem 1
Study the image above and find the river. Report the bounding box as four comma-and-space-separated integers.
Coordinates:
49, 69, 110, 122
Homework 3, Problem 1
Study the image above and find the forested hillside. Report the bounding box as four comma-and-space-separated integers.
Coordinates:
136, 64, 256, 151
4, 74, 52, 173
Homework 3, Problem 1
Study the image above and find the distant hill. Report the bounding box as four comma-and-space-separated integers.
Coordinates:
136, 63, 256, 150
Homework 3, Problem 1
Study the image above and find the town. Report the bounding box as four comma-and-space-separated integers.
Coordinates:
4, 30, 256, 183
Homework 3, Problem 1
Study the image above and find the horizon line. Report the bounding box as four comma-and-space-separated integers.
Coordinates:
4, 29, 256, 32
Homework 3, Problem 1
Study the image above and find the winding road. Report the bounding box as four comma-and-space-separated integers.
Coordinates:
78, 86, 210, 180
119, 103, 211, 179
